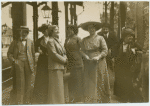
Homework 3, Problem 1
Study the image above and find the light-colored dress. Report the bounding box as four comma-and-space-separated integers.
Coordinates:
81, 35, 110, 103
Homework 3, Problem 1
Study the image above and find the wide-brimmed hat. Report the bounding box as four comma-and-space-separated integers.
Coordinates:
121, 28, 135, 39
78, 21, 102, 31
17, 26, 31, 32
38, 24, 49, 32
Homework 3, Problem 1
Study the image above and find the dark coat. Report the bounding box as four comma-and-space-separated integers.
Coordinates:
114, 42, 142, 102
98, 31, 118, 57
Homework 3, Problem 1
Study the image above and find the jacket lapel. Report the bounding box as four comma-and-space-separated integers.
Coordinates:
27, 38, 31, 55
53, 37, 66, 55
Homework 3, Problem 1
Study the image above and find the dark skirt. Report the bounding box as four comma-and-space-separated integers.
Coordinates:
114, 63, 134, 102
68, 67, 84, 103
32, 55, 48, 104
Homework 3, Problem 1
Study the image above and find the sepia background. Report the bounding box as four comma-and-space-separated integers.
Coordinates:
1, 0, 149, 105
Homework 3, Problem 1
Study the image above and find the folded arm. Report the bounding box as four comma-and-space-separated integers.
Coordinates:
47, 40, 67, 64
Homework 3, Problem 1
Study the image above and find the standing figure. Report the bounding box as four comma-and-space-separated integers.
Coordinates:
97, 23, 118, 71
114, 28, 141, 102
7, 26, 35, 104
32, 24, 49, 104
47, 25, 68, 104
64, 25, 84, 103
79, 21, 110, 103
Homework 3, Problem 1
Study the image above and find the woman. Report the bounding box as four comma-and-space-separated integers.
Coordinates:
114, 28, 142, 102
79, 21, 110, 103
64, 25, 84, 103
32, 24, 49, 104
47, 25, 67, 104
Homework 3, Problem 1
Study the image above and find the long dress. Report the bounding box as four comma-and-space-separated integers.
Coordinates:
32, 36, 48, 104
64, 35, 84, 103
81, 35, 110, 103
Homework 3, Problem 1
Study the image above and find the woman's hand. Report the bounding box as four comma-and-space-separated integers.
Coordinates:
92, 56, 99, 61
84, 55, 90, 60
64, 55, 68, 65
92, 55, 102, 61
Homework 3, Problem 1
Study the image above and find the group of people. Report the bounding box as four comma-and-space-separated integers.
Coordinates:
7, 21, 143, 104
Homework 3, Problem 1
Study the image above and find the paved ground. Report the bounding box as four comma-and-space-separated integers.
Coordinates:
2, 68, 120, 105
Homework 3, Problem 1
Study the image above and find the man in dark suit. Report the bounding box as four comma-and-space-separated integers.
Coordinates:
98, 23, 118, 71
7, 26, 35, 104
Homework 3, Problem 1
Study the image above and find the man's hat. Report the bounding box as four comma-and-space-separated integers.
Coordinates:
38, 24, 49, 32
78, 21, 102, 31
102, 23, 110, 28
17, 26, 31, 32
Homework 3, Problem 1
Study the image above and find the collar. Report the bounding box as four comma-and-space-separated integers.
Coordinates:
103, 32, 109, 38
123, 42, 128, 45
44, 35, 49, 39
107, 32, 109, 36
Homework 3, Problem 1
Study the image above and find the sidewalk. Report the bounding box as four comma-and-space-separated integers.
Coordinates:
2, 67, 121, 105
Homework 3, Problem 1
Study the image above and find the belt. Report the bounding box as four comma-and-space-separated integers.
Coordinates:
85, 49, 100, 53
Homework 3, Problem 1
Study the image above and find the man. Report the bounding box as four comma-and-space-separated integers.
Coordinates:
98, 23, 118, 71
7, 26, 35, 104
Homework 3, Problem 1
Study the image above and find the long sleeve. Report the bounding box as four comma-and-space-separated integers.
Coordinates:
31, 41, 35, 64
100, 36, 108, 58
80, 39, 89, 59
77, 37, 84, 56
7, 41, 15, 63
47, 40, 67, 64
